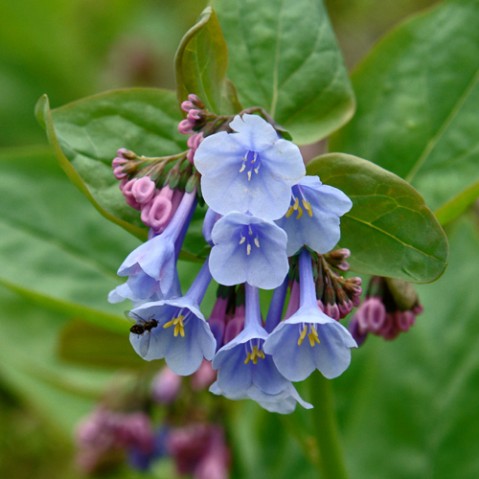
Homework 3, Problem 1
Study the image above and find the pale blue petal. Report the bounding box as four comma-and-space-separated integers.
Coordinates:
251, 356, 289, 395
263, 323, 317, 382
313, 323, 355, 379
260, 140, 305, 184
209, 213, 288, 289
213, 345, 253, 396
264, 305, 356, 381
229, 114, 279, 150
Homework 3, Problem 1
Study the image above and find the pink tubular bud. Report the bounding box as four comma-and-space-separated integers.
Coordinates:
132, 176, 156, 204
191, 360, 217, 391
121, 179, 141, 210
396, 310, 415, 332
188, 94, 204, 107
325, 302, 340, 321
145, 193, 173, 232
338, 299, 353, 318
152, 367, 182, 404
187, 109, 203, 121
181, 100, 195, 112
223, 305, 245, 344
178, 119, 194, 135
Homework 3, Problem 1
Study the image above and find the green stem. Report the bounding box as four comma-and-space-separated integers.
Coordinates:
311, 374, 349, 479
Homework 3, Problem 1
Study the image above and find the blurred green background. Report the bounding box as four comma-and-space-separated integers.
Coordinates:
4, 1, 479, 478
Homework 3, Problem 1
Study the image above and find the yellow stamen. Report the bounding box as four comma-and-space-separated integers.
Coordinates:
298, 325, 321, 347
308, 326, 320, 347
296, 205, 303, 219
246, 243, 252, 255
163, 315, 185, 337
239, 163, 246, 173
297, 325, 308, 346
254, 237, 260, 248
302, 199, 313, 217
244, 345, 265, 365
239, 235, 246, 245
285, 205, 295, 218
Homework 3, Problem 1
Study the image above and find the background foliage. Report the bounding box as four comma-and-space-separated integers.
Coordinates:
1, 1, 478, 478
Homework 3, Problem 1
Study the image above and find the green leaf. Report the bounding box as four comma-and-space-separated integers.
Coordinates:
0, 287, 111, 435
307, 153, 448, 282
58, 320, 146, 370
214, 0, 355, 144
0, 146, 139, 332
175, 6, 240, 114
37, 88, 187, 238
335, 216, 479, 479
330, 0, 479, 223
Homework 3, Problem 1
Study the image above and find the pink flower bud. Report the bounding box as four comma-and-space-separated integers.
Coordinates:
152, 367, 182, 404
191, 360, 217, 391
223, 305, 245, 344
178, 119, 194, 135
132, 176, 156, 204
121, 179, 141, 210
145, 193, 173, 232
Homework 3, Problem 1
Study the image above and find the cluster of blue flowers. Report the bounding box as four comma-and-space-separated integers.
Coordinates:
110, 112, 357, 414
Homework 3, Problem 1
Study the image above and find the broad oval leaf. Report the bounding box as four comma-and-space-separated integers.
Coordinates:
37, 88, 187, 238
330, 0, 479, 224
175, 6, 240, 114
308, 153, 448, 283
214, 0, 355, 144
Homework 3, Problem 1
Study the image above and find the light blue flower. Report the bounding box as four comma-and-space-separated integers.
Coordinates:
210, 379, 312, 415
276, 176, 352, 256
108, 270, 181, 305
109, 191, 196, 304
194, 114, 305, 220
210, 285, 310, 414
263, 250, 357, 381
129, 261, 216, 375
208, 212, 289, 289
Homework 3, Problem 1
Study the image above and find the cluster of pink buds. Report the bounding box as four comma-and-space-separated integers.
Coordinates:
179, 94, 209, 164
289, 249, 362, 320
75, 408, 155, 474
168, 424, 230, 479
349, 276, 423, 344
206, 286, 247, 349
112, 147, 197, 234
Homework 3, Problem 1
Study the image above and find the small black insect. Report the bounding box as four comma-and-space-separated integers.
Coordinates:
129, 314, 158, 357
129, 318, 158, 335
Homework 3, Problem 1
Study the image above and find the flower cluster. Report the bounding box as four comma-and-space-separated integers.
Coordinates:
110, 101, 359, 413
75, 367, 228, 478
348, 276, 423, 344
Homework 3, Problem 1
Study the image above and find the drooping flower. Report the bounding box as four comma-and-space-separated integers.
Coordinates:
194, 114, 305, 220
276, 175, 352, 256
263, 250, 357, 382
210, 284, 310, 413
109, 191, 196, 304
208, 212, 289, 289
129, 260, 216, 375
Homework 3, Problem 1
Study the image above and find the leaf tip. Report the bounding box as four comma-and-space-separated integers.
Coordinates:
34, 94, 50, 130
